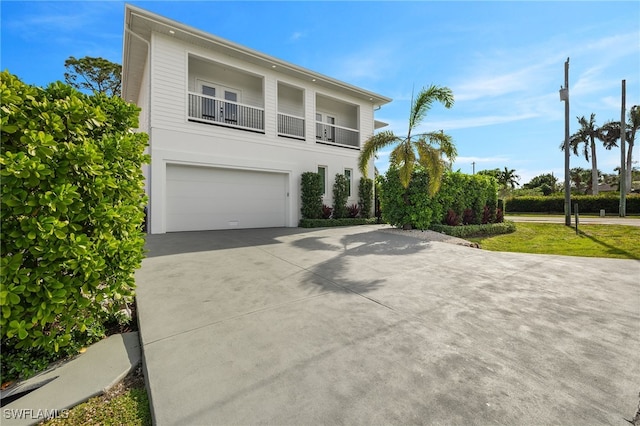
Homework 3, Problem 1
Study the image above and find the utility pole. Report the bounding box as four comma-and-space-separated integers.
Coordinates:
472, 161, 476, 175
620, 79, 626, 217
560, 58, 571, 226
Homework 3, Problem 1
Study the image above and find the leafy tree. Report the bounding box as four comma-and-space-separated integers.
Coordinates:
64, 56, 122, 97
523, 173, 558, 195
477, 168, 501, 180
359, 85, 456, 194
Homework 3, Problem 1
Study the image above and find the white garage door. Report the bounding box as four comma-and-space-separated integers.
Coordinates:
166, 164, 287, 232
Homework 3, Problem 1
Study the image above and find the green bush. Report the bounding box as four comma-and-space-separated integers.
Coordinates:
378, 168, 499, 229
300, 172, 323, 219
506, 194, 640, 214
378, 167, 435, 229
332, 173, 349, 219
358, 177, 373, 218
430, 221, 516, 238
0, 72, 149, 381
299, 218, 378, 228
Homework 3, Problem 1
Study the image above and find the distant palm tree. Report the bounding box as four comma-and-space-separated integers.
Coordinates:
358, 85, 456, 195
498, 167, 520, 189
599, 105, 640, 194
563, 114, 605, 195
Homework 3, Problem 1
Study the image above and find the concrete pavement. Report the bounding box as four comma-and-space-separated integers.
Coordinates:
1, 333, 140, 426
136, 225, 640, 425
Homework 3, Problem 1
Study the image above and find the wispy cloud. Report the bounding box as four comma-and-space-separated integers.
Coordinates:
421, 113, 539, 132
288, 31, 305, 42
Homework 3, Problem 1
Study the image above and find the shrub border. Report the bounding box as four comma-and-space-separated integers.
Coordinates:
430, 221, 516, 238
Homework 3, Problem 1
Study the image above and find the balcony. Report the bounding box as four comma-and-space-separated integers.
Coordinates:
188, 92, 264, 132
277, 113, 305, 139
315, 121, 359, 148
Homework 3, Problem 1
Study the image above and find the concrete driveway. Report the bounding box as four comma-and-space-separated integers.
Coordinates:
135, 225, 640, 425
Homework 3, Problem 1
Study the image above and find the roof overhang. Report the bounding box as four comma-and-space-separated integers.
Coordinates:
122, 4, 392, 107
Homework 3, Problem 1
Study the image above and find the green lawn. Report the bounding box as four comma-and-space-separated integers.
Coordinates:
468, 223, 640, 259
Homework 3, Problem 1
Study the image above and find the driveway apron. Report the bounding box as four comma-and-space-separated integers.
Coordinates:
135, 225, 640, 425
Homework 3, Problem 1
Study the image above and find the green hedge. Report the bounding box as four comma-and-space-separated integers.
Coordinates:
299, 218, 378, 228
1, 72, 149, 380
430, 221, 516, 238
378, 168, 500, 229
506, 194, 640, 214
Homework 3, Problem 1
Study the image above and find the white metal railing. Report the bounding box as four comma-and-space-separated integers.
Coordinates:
316, 121, 359, 148
277, 113, 305, 139
188, 92, 264, 132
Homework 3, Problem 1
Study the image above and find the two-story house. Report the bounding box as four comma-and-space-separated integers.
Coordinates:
122, 5, 391, 234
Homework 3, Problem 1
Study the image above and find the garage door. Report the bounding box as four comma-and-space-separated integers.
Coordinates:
166, 164, 287, 232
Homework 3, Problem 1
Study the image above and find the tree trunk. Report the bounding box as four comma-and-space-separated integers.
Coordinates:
402, 190, 412, 230
590, 136, 599, 195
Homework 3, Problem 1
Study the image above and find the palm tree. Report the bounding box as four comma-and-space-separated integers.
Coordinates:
498, 167, 520, 190
599, 105, 640, 194
563, 114, 603, 195
358, 85, 456, 195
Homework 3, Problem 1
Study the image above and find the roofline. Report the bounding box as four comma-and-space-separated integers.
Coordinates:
123, 4, 392, 106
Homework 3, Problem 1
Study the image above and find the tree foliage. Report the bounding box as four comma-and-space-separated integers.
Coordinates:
0, 71, 148, 380
64, 56, 122, 97
523, 173, 559, 195
359, 85, 456, 194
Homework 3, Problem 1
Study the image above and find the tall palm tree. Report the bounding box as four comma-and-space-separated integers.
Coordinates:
358, 85, 456, 195
599, 105, 640, 194
564, 114, 603, 195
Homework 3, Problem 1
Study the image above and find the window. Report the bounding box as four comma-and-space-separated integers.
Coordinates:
318, 166, 327, 195
344, 169, 352, 197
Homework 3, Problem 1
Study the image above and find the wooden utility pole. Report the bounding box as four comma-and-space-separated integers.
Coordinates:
561, 58, 571, 226
620, 80, 626, 217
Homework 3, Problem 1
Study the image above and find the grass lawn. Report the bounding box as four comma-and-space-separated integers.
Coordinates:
468, 222, 640, 259
42, 366, 151, 426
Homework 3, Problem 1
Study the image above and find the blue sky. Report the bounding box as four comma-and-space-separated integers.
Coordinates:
2, 1, 639, 185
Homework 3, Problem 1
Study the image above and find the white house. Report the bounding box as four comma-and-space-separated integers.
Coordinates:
122, 5, 391, 234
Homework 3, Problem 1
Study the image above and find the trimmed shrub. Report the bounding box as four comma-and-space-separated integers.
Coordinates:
358, 177, 374, 218
299, 218, 378, 228
430, 221, 516, 238
506, 194, 640, 214
1, 72, 149, 380
300, 172, 323, 219
332, 173, 349, 219
378, 168, 500, 230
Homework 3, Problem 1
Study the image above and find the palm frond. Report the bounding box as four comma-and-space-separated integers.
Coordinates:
358, 130, 399, 176
390, 142, 415, 188
415, 140, 445, 195
417, 130, 457, 162
408, 85, 454, 133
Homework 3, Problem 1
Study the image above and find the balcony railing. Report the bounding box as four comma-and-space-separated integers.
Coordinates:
188, 92, 264, 132
316, 122, 359, 148
277, 113, 305, 139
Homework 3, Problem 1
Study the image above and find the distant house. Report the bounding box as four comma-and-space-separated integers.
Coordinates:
122, 5, 391, 234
